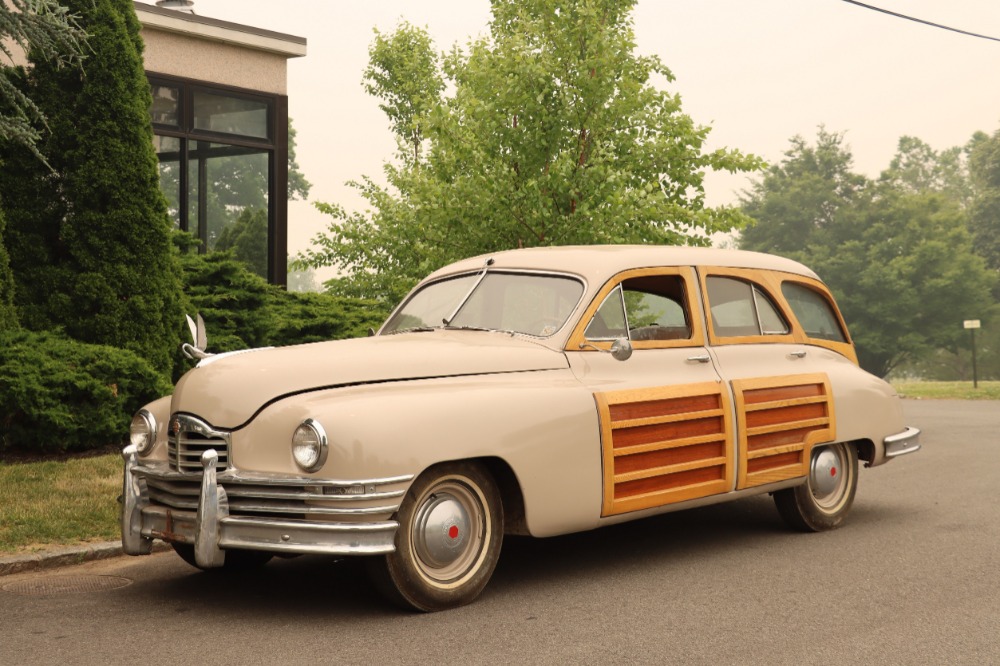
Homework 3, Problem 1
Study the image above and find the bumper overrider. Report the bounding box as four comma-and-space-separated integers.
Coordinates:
883, 426, 921, 459
120, 444, 413, 569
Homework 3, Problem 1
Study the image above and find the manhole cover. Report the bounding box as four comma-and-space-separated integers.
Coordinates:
2, 575, 133, 596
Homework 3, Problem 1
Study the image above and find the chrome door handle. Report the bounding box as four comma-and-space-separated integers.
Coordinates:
788, 350, 807, 359
687, 354, 711, 364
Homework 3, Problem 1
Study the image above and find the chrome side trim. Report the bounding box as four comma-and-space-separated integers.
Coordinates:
884, 426, 921, 458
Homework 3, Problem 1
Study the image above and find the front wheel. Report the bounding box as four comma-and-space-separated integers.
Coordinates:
368, 462, 503, 612
774, 442, 858, 532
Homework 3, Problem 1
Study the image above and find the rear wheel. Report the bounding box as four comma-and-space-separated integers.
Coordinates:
368, 461, 503, 612
774, 442, 858, 532
170, 543, 274, 572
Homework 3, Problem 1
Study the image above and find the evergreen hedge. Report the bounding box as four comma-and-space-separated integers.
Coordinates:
0, 204, 16, 332
180, 250, 387, 354
0, 330, 171, 454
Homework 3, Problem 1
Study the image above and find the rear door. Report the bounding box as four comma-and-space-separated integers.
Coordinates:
698, 268, 838, 491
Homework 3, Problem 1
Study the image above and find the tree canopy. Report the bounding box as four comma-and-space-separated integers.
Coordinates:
740, 129, 996, 378
296, 0, 764, 305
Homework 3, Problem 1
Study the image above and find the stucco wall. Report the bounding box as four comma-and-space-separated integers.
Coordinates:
141, 26, 288, 94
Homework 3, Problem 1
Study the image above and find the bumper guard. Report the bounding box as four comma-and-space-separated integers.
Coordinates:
120, 444, 403, 568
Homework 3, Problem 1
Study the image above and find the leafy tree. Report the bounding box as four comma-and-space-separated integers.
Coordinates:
0, 0, 86, 162
0, 0, 184, 375
968, 128, 1000, 275
215, 207, 268, 278
296, 0, 764, 305
741, 130, 995, 377
879, 135, 973, 209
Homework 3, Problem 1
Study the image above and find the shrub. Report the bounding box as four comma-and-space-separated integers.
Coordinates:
0, 330, 172, 453
180, 249, 388, 354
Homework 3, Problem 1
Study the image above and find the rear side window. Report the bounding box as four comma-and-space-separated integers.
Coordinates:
706, 276, 789, 337
781, 282, 847, 342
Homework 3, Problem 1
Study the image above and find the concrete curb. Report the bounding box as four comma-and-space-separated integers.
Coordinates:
0, 541, 170, 577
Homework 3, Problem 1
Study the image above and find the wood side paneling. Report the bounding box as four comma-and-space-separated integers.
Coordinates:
597, 382, 732, 516
731, 373, 835, 489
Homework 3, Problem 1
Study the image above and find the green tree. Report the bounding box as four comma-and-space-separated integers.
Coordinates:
968, 128, 1000, 275
0, 0, 86, 161
0, 0, 184, 375
741, 130, 995, 378
297, 0, 763, 305
0, 205, 16, 332
215, 207, 268, 278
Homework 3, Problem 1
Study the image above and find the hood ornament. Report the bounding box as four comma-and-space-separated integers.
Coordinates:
181, 313, 213, 360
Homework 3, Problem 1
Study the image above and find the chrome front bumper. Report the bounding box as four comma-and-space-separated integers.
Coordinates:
120, 445, 410, 568
884, 426, 921, 459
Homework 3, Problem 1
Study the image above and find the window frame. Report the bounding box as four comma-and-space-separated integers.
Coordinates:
699, 268, 797, 346
567, 267, 705, 352
147, 72, 288, 286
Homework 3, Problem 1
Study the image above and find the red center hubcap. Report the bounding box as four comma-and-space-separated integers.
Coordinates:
448, 525, 459, 539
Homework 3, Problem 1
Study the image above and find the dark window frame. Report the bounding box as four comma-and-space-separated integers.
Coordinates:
147, 72, 289, 286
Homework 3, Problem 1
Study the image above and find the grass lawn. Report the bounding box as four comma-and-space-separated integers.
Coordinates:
891, 380, 1000, 400
0, 452, 122, 555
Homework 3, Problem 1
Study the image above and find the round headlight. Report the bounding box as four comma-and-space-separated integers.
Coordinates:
292, 419, 328, 472
129, 410, 156, 455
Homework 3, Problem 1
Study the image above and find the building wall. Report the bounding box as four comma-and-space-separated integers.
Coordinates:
141, 27, 288, 95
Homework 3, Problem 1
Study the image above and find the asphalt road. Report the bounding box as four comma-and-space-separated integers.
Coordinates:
1, 399, 997, 665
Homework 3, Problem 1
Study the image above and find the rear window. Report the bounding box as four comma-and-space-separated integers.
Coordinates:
781, 282, 847, 342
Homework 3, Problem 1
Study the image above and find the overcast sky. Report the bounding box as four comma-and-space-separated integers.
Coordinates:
153, 0, 1000, 260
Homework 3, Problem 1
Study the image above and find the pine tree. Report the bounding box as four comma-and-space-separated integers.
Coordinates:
1, 0, 183, 374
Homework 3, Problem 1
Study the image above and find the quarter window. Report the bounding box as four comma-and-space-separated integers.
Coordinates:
781, 282, 847, 342
707, 277, 789, 337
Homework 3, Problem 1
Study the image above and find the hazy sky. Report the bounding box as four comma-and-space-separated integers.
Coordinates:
150, 1, 1000, 261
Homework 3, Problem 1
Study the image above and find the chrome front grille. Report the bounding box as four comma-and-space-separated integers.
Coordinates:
167, 413, 230, 473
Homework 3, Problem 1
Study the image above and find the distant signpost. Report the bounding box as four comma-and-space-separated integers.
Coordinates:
964, 320, 981, 389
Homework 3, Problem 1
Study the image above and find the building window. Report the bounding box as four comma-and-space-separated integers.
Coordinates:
148, 74, 288, 285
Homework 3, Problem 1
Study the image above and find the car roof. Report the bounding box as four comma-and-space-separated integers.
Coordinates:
424, 245, 820, 282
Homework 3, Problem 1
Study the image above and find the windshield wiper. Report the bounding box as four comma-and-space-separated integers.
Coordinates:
442, 256, 494, 327
386, 326, 437, 335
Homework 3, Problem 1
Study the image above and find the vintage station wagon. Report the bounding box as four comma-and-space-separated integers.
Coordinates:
121, 246, 920, 611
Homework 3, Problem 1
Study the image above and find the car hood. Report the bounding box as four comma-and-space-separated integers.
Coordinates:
171, 331, 568, 429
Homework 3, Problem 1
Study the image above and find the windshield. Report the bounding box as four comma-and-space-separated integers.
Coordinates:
382, 271, 585, 337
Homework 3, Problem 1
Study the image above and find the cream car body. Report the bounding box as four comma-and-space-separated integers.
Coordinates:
121, 246, 919, 611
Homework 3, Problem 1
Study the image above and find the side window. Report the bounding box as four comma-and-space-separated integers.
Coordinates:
585, 275, 692, 342
707, 276, 789, 337
782, 282, 847, 342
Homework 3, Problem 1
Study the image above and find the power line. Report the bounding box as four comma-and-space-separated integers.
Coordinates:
841, 0, 1000, 43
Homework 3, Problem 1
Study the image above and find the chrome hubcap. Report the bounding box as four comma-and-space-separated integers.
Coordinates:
811, 447, 841, 497
413, 492, 471, 569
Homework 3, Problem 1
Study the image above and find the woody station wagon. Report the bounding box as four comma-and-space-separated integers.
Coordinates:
121, 245, 920, 611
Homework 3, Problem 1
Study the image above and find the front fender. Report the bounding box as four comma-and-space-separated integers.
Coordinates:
234, 369, 604, 537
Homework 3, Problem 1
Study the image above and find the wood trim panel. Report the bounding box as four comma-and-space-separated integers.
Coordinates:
596, 382, 733, 516
732, 373, 836, 489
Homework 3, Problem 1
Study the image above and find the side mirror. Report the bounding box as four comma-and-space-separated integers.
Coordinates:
610, 337, 633, 362
578, 337, 633, 362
